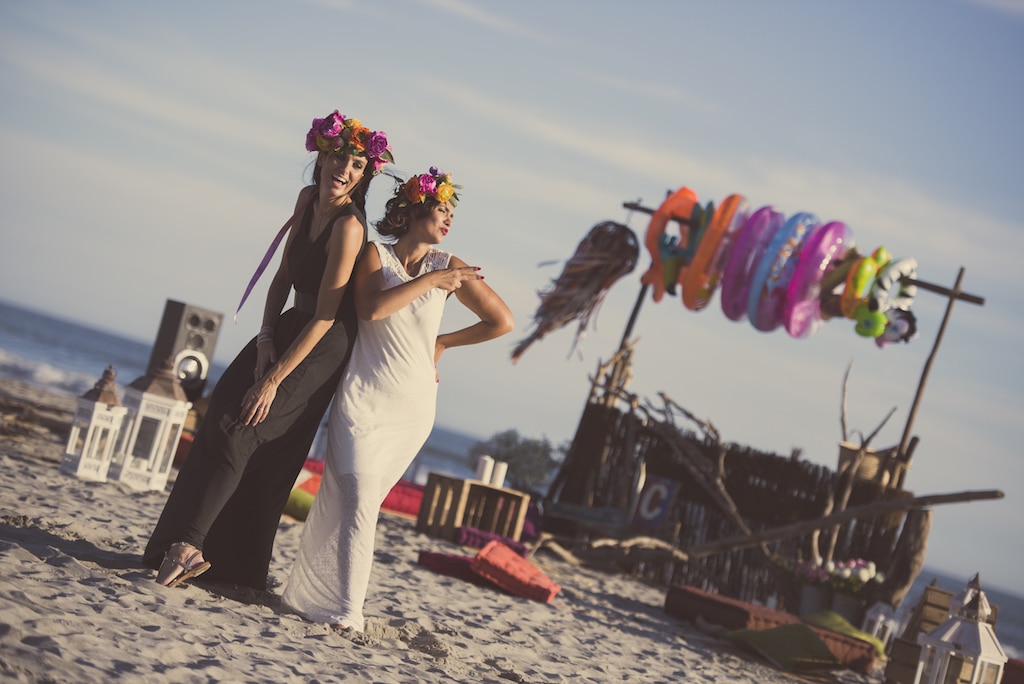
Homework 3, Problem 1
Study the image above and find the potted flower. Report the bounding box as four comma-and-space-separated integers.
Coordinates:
827, 559, 885, 624
776, 555, 886, 620
774, 555, 834, 616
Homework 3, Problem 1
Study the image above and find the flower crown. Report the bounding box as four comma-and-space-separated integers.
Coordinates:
305, 110, 394, 173
400, 167, 461, 207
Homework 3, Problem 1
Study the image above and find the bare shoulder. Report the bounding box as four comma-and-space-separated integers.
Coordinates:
331, 212, 365, 242
296, 184, 317, 207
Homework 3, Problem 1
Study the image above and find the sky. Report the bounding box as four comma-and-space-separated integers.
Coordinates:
1, 0, 1022, 594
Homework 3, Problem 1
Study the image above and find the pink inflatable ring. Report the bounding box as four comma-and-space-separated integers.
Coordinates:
783, 221, 854, 338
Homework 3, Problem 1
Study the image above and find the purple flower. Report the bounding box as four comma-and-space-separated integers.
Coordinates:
366, 131, 389, 159
320, 110, 344, 138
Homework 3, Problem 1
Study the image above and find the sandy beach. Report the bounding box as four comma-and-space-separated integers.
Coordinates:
0, 379, 881, 683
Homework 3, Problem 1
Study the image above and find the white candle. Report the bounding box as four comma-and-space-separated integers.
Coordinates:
490, 461, 508, 488
474, 455, 494, 482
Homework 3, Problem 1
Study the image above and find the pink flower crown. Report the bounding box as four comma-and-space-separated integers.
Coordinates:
305, 110, 394, 173
400, 167, 461, 207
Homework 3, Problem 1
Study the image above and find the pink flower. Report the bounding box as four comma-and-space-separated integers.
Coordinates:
418, 174, 437, 196
305, 127, 320, 152
320, 110, 344, 138
305, 111, 345, 151
366, 131, 389, 159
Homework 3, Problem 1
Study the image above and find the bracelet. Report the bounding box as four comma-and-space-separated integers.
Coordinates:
257, 325, 275, 344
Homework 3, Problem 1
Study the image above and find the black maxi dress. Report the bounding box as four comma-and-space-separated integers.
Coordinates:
143, 199, 366, 589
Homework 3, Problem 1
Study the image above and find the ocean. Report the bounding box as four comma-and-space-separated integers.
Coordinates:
0, 298, 479, 485
0, 298, 1020, 659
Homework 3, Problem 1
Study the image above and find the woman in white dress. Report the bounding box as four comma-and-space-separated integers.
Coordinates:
282, 167, 514, 632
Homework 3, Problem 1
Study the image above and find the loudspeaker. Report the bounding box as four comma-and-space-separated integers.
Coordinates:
147, 299, 223, 402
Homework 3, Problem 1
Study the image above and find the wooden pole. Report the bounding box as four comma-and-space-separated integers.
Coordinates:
682, 488, 1003, 558
897, 267, 983, 459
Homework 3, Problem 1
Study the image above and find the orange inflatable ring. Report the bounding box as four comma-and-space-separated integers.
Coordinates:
682, 194, 749, 311
639, 186, 699, 303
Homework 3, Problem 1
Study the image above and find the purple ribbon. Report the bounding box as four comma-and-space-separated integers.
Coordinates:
233, 211, 298, 323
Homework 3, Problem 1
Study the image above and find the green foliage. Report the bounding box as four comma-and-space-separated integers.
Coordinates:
468, 429, 564, 493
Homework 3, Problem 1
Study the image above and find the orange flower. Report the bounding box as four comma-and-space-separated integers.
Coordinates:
403, 178, 423, 203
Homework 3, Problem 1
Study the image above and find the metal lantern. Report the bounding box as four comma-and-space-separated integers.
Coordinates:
914, 582, 1007, 684
107, 358, 191, 491
60, 365, 128, 482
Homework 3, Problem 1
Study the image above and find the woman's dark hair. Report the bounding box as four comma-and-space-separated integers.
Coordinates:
311, 153, 375, 216
374, 182, 440, 239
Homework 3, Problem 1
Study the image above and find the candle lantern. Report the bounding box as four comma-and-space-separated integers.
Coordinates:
108, 358, 192, 491
60, 365, 128, 482
914, 581, 1007, 684
862, 600, 897, 653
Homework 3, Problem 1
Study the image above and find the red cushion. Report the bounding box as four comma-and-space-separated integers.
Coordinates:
382, 480, 424, 517
664, 584, 877, 674
470, 541, 560, 603
417, 551, 496, 588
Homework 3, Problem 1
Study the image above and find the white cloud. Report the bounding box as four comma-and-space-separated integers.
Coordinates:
418, 0, 555, 43
573, 70, 721, 116
964, 0, 1024, 18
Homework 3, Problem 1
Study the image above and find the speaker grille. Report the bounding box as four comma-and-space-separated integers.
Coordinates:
147, 299, 223, 402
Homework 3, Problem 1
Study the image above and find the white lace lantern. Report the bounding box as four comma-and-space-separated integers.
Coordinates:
108, 358, 191, 491
60, 365, 128, 482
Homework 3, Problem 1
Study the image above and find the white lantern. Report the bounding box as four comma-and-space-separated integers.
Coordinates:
60, 365, 128, 482
862, 600, 897, 653
915, 582, 1007, 684
949, 574, 992, 624
108, 358, 191, 491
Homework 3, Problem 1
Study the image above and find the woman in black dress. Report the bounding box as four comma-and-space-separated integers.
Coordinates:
143, 110, 394, 590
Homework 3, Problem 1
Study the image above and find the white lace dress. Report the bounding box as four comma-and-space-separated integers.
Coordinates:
282, 241, 451, 631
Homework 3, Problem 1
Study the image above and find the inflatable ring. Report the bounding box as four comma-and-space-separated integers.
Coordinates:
639, 186, 699, 303
783, 221, 853, 338
746, 211, 820, 332
854, 302, 888, 338
870, 257, 918, 312
840, 247, 890, 318
682, 194, 748, 311
719, 206, 784, 322
670, 200, 715, 296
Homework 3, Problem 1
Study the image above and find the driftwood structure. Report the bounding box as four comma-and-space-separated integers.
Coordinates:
541, 334, 1001, 614
544, 374, 910, 609
534, 199, 993, 615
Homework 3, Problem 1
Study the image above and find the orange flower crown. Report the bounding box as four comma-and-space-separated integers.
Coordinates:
400, 167, 461, 207
305, 109, 394, 174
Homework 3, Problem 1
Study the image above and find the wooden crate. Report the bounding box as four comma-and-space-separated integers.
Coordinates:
416, 473, 531, 542
885, 637, 924, 684
462, 482, 530, 542
416, 474, 471, 541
